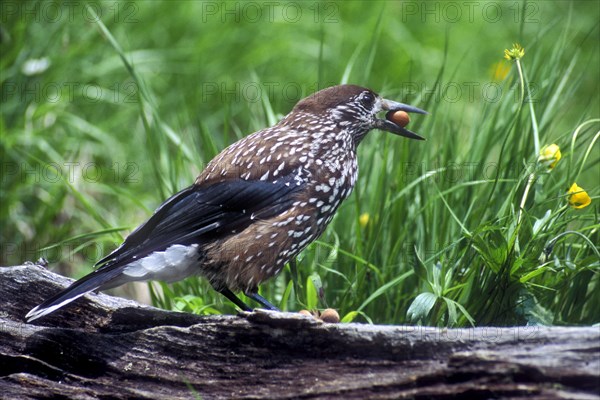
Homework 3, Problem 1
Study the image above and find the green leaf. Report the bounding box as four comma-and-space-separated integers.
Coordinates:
357, 270, 413, 311
443, 297, 458, 326
407, 292, 438, 323
309, 272, 325, 306
341, 310, 374, 324
532, 209, 553, 236
432, 261, 443, 295
453, 301, 476, 326
519, 266, 548, 283
472, 228, 508, 273
306, 276, 318, 310
412, 245, 429, 281
341, 311, 359, 323
279, 280, 294, 311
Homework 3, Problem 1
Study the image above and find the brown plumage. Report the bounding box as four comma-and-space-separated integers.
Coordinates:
26, 84, 426, 321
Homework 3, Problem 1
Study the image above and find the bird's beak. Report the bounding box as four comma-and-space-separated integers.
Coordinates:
374, 99, 428, 140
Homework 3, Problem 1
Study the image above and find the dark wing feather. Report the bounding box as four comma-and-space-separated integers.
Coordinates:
96, 173, 304, 271
25, 173, 305, 322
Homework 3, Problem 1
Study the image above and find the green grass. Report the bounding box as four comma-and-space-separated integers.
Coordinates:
1, 1, 598, 326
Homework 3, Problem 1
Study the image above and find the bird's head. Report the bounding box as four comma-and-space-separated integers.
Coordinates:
291, 84, 427, 144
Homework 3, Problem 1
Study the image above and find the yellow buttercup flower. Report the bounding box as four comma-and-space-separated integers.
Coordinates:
504, 43, 525, 61
539, 144, 561, 169
359, 213, 370, 228
567, 183, 591, 209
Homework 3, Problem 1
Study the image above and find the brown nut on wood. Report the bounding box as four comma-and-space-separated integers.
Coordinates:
319, 308, 340, 323
386, 110, 410, 128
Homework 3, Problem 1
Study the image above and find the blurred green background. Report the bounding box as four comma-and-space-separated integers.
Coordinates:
1, 1, 598, 325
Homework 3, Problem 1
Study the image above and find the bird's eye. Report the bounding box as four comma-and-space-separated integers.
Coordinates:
359, 92, 375, 106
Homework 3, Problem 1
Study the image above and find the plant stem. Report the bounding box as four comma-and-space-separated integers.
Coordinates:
515, 59, 541, 155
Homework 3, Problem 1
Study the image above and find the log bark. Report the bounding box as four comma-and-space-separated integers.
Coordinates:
1, 264, 598, 399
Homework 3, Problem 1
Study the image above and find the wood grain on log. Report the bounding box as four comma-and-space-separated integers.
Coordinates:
1, 265, 598, 399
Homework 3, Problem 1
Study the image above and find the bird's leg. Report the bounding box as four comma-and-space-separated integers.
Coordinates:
245, 292, 280, 311
218, 287, 252, 312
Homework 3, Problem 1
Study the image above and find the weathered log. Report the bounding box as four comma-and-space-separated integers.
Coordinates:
1, 264, 598, 399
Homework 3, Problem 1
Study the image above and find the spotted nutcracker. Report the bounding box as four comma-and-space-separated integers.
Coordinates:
26, 84, 426, 322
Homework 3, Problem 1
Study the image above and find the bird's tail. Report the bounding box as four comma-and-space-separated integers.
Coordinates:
25, 266, 124, 322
